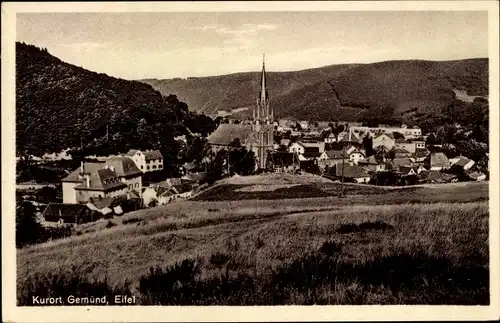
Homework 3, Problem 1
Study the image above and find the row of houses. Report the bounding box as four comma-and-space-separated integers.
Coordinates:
269, 144, 487, 184
39, 149, 207, 226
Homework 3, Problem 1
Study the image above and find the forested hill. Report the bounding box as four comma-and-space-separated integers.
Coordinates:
141, 58, 488, 123
16, 42, 215, 167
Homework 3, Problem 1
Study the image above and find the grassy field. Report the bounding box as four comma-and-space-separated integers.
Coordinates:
17, 179, 489, 305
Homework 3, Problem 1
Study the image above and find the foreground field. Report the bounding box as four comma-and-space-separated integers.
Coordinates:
17, 179, 489, 305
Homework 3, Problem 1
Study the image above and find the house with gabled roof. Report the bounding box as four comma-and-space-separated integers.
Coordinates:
393, 147, 412, 158
420, 171, 457, 184
449, 155, 475, 170
42, 203, 97, 226
62, 157, 142, 204
373, 133, 395, 150
359, 155, 386, 173
317, 149, 347, 170
424, 152, 451, 171
126, 149, 164, 173
328, 163, 371, 183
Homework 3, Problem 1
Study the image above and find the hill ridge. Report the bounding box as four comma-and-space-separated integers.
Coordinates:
141, 58, 488, 122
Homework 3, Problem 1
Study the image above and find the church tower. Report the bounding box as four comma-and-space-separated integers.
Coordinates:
252, 54, 274, 170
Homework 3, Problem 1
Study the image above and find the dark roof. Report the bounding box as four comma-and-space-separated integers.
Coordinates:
422, 171, 456, 182
75, 168, 127, 191
88, 196, 113, 209
42, 203, 90, 223
61, 162, 104, 182
270, 152, 296, 166
414, 148, 430, 158
329, 164, 370, 179
359, 155, 380, 165
183, 172, 206, 182
394, 147, 411, 155
323, 150, 344, 159
455, 156, 473, 167
105, 157, 142, 177
143, 150, 163, 160
304, 147, 319, 154
392, 157, 413, 168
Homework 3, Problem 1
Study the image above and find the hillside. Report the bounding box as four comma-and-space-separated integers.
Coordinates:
17, 179, 489, 305
141, 58, 488, 122
15, 42, 195, 161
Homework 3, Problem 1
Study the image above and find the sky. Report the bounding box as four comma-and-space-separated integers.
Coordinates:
16, 11, 488, 80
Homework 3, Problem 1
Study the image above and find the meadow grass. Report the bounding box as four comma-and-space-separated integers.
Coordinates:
17, 197, 489, 305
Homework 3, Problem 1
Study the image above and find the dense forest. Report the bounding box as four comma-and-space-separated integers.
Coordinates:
16, 42, 216, 174
142, 58, 488, 123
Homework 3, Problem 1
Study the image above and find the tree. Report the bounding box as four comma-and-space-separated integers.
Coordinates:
16, 199, 43, 248
363, 135, 374, 157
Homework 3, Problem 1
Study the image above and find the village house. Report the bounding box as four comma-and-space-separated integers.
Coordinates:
328, 163, 371, 184
41, 203, 97, 226
61, 157, 142, 204
449, 155, 475, 170
350, 124, 422, 140
389, 157, 414, 171
399, 165, 426, 176
317, 149, 347, 170
413, 148, 430, 162
338, 130, 362, 145
358, 155, 386, 173
395, 140, 416, 153
414, 140, 426, 149
372, 133, 396, 150
393, 147, 413, 158
424, 152, 451, 171
268, 151, 299, 173
348, 148, 365, 165
126, 149, 164, 173
289, 141, 325, 155
421, 171, 457, 184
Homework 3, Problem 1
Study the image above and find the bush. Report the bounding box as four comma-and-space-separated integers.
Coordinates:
105, 220, 117, 229
122, 217, 142, 225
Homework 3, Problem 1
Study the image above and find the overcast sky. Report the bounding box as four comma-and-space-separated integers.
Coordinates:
16, 11, 488, 80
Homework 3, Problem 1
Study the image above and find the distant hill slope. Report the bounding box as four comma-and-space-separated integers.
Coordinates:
16, 42, 190, 159
141, 58, 488, 122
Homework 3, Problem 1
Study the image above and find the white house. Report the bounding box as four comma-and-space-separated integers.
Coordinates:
414, 140, 426, 149
348, 149, 365, 165
372, 133, 396, 150
289, 141, 325, 155
126, 149, 164, 173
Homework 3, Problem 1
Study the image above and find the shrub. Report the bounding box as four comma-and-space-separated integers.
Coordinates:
105, 221, 116, 229
122, 217, 142, 225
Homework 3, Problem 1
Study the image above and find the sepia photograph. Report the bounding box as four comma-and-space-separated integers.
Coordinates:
2, 1, 499, 322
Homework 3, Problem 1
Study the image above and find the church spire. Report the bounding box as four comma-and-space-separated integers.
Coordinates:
260, 53, 267, 105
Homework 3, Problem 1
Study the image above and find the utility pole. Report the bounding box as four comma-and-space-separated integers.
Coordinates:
340, 143, 346, 198
227, 150, 230, 177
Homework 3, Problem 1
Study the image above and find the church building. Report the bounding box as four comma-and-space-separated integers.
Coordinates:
207, 55, 275, 170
